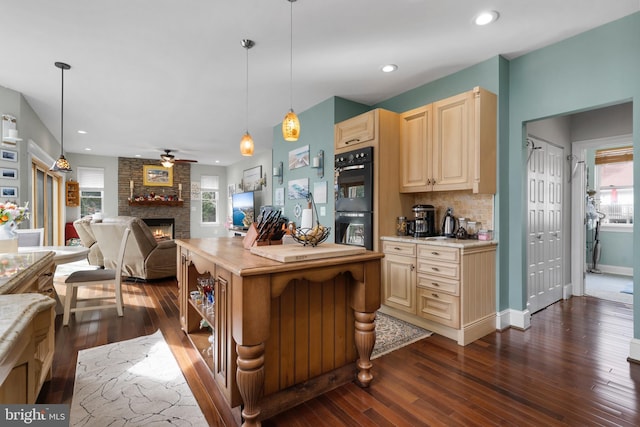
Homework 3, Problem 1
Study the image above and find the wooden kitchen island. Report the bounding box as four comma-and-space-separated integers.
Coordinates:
176, 237, 383, 426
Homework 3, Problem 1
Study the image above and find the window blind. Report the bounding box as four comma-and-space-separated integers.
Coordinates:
77, 167, 104, 188
595, 146, 633, 165
201, 175, 219, 189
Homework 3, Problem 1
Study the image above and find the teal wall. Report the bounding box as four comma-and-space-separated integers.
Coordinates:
271, 97, 365, 237
598, 231, 634, 269
276, 12, 640, 337
507, 12, 640, 327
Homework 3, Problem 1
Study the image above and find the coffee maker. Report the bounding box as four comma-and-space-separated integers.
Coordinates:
411, 205, 436, 237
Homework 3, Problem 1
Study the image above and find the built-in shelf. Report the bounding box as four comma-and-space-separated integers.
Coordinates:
128, 200, 183, 207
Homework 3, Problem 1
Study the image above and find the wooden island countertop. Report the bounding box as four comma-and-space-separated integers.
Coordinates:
176, 237, 383, 426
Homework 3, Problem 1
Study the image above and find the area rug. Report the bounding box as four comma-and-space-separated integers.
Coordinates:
71, 330, 207, 426
372, 311, 432, 359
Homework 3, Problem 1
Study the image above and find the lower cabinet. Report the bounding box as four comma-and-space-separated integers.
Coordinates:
381, 239, 497, 345
177, 246, 240, 407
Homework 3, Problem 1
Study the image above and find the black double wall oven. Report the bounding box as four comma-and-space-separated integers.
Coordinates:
335, 146, 374, 250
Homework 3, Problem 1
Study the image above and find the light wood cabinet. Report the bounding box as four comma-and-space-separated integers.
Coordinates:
177, 245, 240, 408
334, 110, 376, 152
66, 180, 80, 207
380, 238, 497, 346
399, 87, 497, 194
381, 241, 416, 314
334, 109, 412, 251
400, 104, 432, 192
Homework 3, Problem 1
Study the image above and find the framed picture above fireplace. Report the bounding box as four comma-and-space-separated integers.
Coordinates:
143, 165, 173, 187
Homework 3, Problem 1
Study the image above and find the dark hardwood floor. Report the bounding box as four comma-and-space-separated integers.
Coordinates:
38, 277, 640, 426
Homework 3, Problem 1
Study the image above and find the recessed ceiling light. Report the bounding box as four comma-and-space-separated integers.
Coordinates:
135, 154, 141, 157
474, 10, 499, 26
77, 130, 87, 134
84, 147, 92, 151
215, 160, 220, 163
381, 64, 398, 73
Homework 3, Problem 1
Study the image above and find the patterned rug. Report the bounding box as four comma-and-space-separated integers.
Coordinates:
71, 330, 207, 426
372, 311, 432, 359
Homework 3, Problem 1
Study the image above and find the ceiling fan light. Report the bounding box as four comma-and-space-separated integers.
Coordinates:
240, 132, 254, 156
161, 159, 174, 168
282, 109, 300, 141
50, 154, 72, 173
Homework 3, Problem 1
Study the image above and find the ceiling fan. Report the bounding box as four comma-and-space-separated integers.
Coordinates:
159, 149, 197, 167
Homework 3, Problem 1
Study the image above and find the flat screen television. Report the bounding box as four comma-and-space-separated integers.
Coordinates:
232, 191, 256, 229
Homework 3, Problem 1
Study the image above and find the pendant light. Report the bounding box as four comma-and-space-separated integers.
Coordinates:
240, 39, 255, 156
50, 61, 72, 172
282, 0, 300, 142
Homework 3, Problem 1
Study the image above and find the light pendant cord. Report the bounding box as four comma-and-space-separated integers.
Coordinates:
246, 41, 249, 133
289, 0, 293, 111
60, 65, 64, 153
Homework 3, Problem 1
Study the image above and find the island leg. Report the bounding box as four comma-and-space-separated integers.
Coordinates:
236, 343, 265, 427
354, 311, 376, 387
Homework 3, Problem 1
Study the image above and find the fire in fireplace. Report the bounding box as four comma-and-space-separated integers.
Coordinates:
142, 218, 175, 240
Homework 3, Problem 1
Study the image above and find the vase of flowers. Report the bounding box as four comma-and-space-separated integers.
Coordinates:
0, 202, 29, 252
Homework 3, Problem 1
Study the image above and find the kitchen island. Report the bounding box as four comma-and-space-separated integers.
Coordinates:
176, 237, 383, 426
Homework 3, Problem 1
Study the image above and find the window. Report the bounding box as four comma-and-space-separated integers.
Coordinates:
77, 167, 104, 217
201, 175, 219, 224
595, 146, 633, 226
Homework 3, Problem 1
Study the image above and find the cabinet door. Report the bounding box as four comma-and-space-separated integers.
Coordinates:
400, 105, 432, 193
382, 253, 416, 314
335, 110, 375, 152
213, 267, 239, 406
178, 248, 189, 330
432, 91, 474, 191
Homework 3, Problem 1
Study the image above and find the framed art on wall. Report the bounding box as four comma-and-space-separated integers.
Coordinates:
0, 168, 17, 179
288, 178, 309, 199
143, 165, 173, 186
0, 186, 18, 198
243, 166, 263, 191
288, 145, 309, 170
0, 149, 17, 162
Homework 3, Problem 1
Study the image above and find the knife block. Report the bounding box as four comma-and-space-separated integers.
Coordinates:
243, 223, 284, 249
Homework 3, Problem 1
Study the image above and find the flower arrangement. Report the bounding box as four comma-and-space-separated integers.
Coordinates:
0, 201, 29, 229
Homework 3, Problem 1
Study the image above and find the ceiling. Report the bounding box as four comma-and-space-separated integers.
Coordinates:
1, 1, 638, 166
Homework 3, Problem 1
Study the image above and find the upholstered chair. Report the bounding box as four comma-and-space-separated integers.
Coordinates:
92, 216, 177, 280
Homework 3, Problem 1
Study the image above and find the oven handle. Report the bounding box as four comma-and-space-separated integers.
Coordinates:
336, 164, 365, 173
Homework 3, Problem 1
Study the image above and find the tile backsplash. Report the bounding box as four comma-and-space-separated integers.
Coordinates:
414, 190, 494, 232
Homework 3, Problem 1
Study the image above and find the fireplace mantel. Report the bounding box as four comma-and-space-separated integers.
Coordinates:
128, 200, 184, 207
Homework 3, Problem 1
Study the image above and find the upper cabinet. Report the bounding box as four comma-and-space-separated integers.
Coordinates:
399, 87, 497, 194
334, 110, 376, 153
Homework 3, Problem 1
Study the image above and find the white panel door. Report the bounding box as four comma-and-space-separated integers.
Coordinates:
527, 140, 564, 314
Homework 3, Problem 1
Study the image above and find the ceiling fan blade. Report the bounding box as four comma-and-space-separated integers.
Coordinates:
175, 159, 198, 163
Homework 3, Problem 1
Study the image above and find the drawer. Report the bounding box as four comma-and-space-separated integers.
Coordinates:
417, 245, 459, 263
417, 274, 459, 296
382, 241, 416, 257
416, 259, 459, 280
417, 289, 460, 328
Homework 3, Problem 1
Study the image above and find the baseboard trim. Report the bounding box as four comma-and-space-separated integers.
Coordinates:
591, 264, 633, 276
496, 308, 531, 330
629, 338, 640, 363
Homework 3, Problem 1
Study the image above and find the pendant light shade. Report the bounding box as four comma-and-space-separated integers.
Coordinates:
50, 61, 72, 172
240, 39, 255, 156
282, 0, 300, 142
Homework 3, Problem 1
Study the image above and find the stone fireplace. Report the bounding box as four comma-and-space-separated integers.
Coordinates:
117, 157, 190, 239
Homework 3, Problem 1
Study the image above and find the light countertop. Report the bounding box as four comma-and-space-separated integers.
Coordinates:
0, 293, 55, 367
381, 235, 497, 249
0, 251, 55, 294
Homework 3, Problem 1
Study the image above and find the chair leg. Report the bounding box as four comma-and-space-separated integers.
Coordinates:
115, 278, 124, 317
63, 283, 73, 326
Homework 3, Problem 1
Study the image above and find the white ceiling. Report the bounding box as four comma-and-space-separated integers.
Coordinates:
1, 1, 638, 166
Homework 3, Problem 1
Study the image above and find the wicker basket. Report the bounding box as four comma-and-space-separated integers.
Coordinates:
291, 192, 331, 247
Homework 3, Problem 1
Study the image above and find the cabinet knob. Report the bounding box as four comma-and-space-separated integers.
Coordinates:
432, 267, 439, 272
431, 293, 439, 298
345, 138, 360, 145
394, 247, 402, 251
410, 264, 415, 271
431, 251, 439, 256
432, 282, 440, 287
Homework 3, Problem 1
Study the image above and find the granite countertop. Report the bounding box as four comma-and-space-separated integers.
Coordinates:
0, 293, 55, 365
0, 251, 55, 294
381, 235, 497, 248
